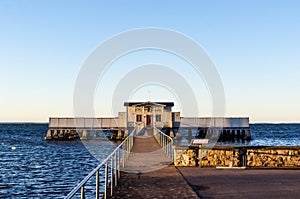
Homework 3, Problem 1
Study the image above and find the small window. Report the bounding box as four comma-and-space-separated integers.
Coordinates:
136, 115, 142, 122
156, 114, 161, 122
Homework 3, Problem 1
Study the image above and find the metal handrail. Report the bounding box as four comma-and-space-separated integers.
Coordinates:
153, 128, 174, 160
65, 128, 136, 199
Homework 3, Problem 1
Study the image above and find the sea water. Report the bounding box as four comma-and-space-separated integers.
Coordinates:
0, 123, 116, 198
0, 123, 299, 198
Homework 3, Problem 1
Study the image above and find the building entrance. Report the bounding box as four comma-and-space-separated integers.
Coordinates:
146, 115, 151, 126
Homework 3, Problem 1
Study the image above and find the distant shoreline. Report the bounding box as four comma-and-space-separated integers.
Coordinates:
1, 122, 300, 125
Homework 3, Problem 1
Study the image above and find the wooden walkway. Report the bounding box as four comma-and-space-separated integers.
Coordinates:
109, 130, 199, 199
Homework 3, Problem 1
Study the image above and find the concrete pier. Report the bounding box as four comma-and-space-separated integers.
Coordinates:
111, 167, 300, 199
45, 101, 251, 141
108, 130, 300, 199
64, 124, 299, 199
109, 130, 199, 199
178, 168, 300, 199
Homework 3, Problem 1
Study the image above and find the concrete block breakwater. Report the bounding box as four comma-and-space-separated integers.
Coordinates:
174, 146, 300, 168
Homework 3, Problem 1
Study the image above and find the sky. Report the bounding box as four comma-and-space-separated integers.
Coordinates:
0, 0, 300, 123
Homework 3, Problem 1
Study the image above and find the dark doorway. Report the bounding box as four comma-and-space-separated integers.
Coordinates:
146, 115, 151, 126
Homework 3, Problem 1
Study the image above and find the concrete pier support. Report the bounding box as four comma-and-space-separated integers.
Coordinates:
231, 130, 235, 140
44, 130, 52, 140
241, 130, 245, 140
68, 130, 74, 139
74, 130, 79, 139
94, 130, 98, 138
245, 130, 251, 141
223, 130, 226, 141
207, 129, 213, 139
59, 130, 64, 139
77, 130, 83, 137
116, 129, 123, 140
81, 130, 90, 139
176, 129, 181, 138
226, 130, 231, 140
198, 129, 205, 139
124, 129, 129, 138
53, 130, 59, 139
236, 129, 241, 140
169, 129, 175, 138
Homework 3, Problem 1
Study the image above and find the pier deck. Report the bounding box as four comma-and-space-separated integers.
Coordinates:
110, 129, 199, 199
65, 127, 299, 198
109, 129, 300, 199
178, 167, 300, 199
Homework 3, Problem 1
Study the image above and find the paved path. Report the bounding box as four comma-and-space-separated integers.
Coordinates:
109, 131, 199, 199
109, 129, 300, 199
178, 167, 300, 199
124, 136, 172, 173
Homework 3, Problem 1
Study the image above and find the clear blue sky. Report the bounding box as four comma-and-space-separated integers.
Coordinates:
0, 0, 299, 122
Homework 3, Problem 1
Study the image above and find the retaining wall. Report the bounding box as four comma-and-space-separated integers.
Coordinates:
173, 146, 300, 168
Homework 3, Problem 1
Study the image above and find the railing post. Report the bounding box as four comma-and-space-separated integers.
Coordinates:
104, 162, 108, 199
96, 170, 99, 199
114, 152, 117, 186
81, 186, 85, 199
164, 136, 166, 153
127, 138, 129, 160
110, 156, 114, 196
167, 139, 169, 157
129, 135, 132, 150
117, 148, 120, 179
153, 128, 174, 160
65, 128, 141, 199
122, 147, 125, 168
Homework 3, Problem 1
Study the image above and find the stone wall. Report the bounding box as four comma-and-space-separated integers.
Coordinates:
173, 146, 300, 168
247, 148, 300, 167
200, 149, 241, 167
174, 147, 197, 166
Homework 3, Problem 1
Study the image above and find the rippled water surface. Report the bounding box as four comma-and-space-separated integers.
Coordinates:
0, 123, 117, 198
215, 123, 300, 146
249, 123, 300, 146
0, 123, 300, 198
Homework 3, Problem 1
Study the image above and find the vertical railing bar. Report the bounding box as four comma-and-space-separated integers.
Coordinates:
110, 156, 113, 196
81, 185, 85, 199
164, 136, 166, 153
124, 140, 127, 164
167, 139, 169, 157
117, 148, 120, 179
164, 136, 167, 153
104, 162, 108, 199
162, 133, 164, 146
114, 152, 117, 186
126, 139, 128, 162
153, 127, 174, 159
122, 145, 125, 168
96, 169, 99, 199
65, 129, 137, 199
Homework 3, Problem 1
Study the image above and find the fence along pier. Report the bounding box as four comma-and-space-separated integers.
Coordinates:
64, 127, 173, 199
